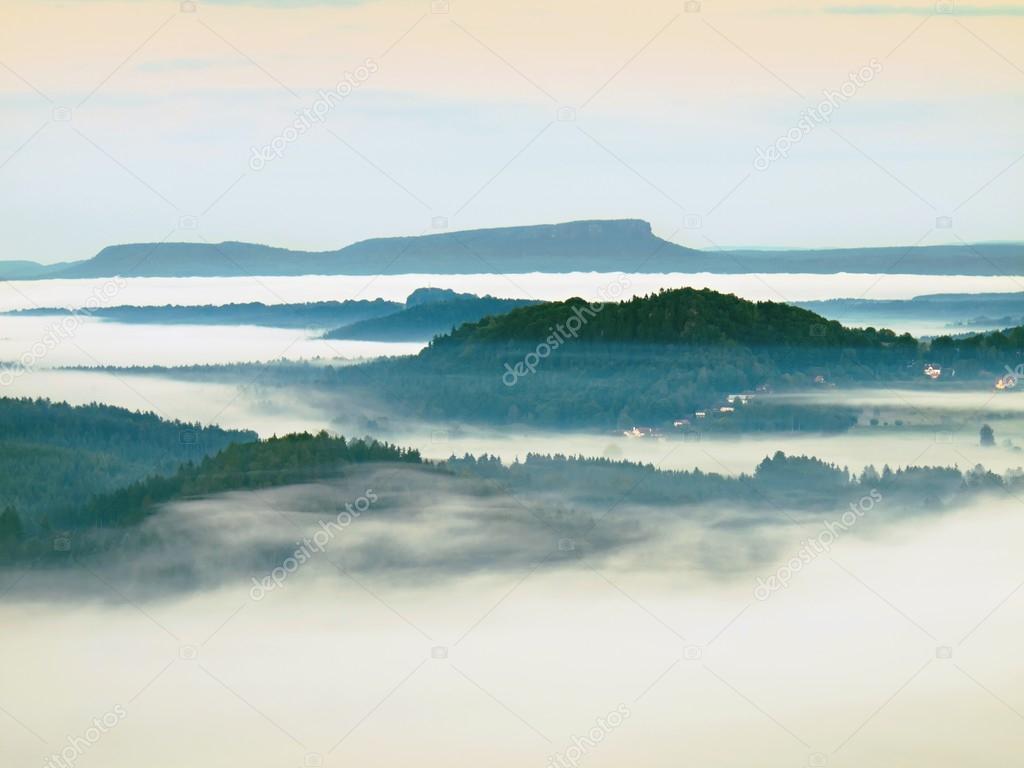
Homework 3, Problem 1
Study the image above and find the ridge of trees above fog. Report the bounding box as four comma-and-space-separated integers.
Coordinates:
433, 288, 917, 349
85, 286, 1024, 430
0, 397, 254, 533
328, 288, 1021, 428
2, 288, 539, 342
4, 298, 401, 328
0, 398, 410, 522
0, 395, 1015, 565
83, 431, 421, 528
424, 286, 1024, 364
449, 450, 1005, 510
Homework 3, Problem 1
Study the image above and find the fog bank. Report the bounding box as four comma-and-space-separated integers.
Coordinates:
2, 483, 1022, 767
2, 273, 1021, 314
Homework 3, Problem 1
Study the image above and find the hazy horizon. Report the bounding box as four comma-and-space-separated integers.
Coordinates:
3, 0, 1023, 264
9, 219, 1024, 268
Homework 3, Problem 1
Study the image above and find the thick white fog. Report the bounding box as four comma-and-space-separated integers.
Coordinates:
0, 315, 425, 367
2, 468, 1022, 768
0, 272, 1019, 311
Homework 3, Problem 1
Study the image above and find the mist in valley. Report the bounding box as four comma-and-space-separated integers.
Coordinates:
2, 462, 1023, 768
3, 272, 1020, 326
8, 365, 1024, 481
4, 279, 1024, 768
0, 315, 425, 368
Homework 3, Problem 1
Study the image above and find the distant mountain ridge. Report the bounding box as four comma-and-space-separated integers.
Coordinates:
799, 291, 1024, 332
6, 299, 401, 328
2, 288, 537, 341
5, 219, 1023, 278
323, 290, 539, 341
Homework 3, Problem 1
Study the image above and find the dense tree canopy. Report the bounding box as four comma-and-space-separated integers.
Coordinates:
331, 289, 921, 428
0, 397, 255, 531
85, 431, 422, 527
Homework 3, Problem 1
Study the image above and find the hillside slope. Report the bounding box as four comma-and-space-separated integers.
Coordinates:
0, 397, 255, 532
324, 295, 539, 341
333, 288, 920, 428
85, 431, 422, 527
435, 288, 910, 349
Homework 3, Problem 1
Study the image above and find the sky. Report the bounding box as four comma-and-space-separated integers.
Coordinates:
0, 0, 1021, 264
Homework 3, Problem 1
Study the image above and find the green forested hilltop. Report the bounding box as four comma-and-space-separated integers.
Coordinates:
434, 288, 916, 349
81, 289, 1024, 430
0, 397, 255, 532
328, 288, 921, 428
85, 431, 422, 527
0, 424, 421, 557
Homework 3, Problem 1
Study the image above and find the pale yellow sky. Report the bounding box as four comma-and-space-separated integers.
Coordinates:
0, 0, 1021, 260
3, 0, 1019, 100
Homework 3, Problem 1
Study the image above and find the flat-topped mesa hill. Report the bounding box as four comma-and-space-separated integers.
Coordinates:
7, 219, 1023, 277
29, 220, 667, 278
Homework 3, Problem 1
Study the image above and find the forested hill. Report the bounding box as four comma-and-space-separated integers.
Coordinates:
926, 323, 1024, 376
0, 397, 255, 533
328, 288, 922, 429
84, 432, 422, 527
0, 430, 423, 559
447, 451, 990, 511
431, 288, 916, 351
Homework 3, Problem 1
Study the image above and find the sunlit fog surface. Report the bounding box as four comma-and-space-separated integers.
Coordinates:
1, 273, 1021, 313
0, 316, 423, 367
1, 470, 1022, 768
